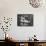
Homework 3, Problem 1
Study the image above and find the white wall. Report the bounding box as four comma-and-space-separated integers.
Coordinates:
0, 0, 46, 40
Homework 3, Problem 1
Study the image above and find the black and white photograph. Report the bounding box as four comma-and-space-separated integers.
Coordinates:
17, 14, 33, 26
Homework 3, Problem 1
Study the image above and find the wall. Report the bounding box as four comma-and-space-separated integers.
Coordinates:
0, 0, 46, 40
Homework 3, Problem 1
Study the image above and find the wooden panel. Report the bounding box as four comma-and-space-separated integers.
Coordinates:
34, 43, 38, 46
38, 43, 46, 46
38, 43, 44, 46
16, 43, 20, 46
24, 43, 28, 46
43, 43, 46, 46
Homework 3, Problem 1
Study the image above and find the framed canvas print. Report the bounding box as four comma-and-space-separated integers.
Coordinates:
17, 14, 33, 26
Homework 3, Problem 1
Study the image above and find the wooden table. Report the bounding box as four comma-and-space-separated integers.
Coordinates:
5, 39, 46, 46
13, 40, 46, 46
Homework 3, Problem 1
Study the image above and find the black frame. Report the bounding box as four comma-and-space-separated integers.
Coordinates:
17, 14, 33, 26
